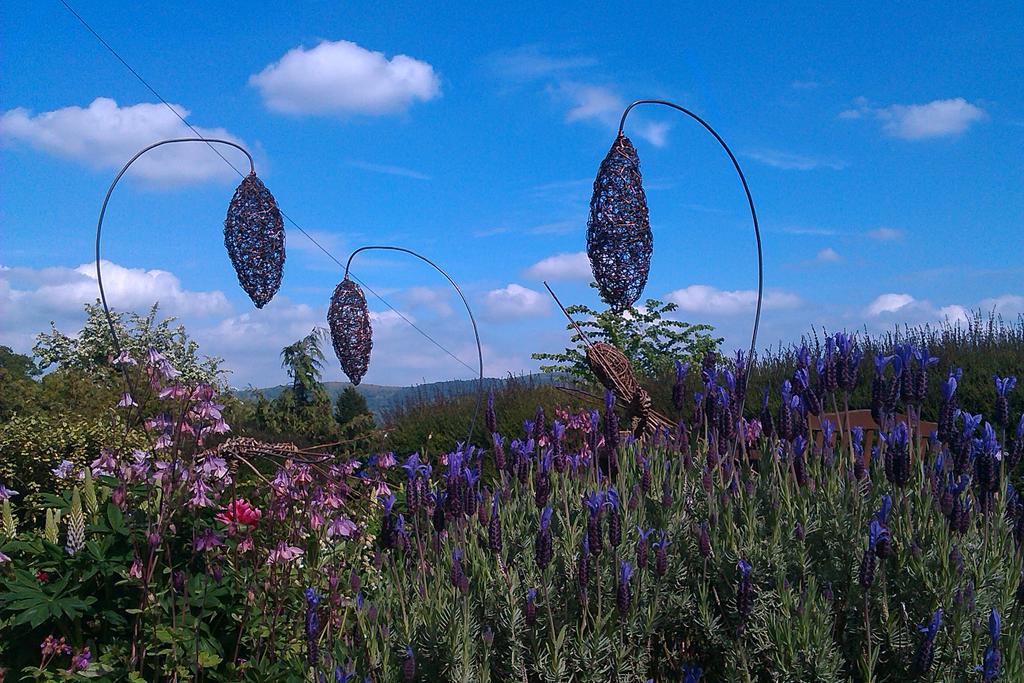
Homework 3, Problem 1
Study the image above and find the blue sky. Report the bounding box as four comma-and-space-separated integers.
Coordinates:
2, 1, 1022, 387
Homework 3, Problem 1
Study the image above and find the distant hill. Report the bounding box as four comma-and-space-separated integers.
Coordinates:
233, 374, 560, 420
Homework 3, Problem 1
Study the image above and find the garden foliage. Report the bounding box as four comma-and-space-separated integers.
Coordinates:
1, 330, 1022, 681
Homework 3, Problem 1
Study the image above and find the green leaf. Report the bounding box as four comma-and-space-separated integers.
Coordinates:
198, 650, 223, 667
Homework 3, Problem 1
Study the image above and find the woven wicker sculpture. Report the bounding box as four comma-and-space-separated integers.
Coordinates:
587, 134, 653, 312
586, 341, 673, 438
328, 277, 372, 386
224, 172, 286, 309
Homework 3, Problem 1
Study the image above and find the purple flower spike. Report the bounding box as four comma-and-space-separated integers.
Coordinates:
617, 561, 633, 614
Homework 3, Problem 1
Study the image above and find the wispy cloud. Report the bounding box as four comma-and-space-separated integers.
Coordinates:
790, 80, 820, 90
840, 97, 987, 140
347, 160, 431, 180
486, 44, 598, 80
816, 247, 841, 263
747, 149, 846, 171
552, 81, 670, 146
776, 226, 840, 236
866, 227, 905, 241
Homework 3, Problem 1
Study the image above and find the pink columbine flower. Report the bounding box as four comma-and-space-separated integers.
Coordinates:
378, 452, 397, 468
189, 479, 215, 509
71, 646, 91, 671
327, 516, 358, 538
373, 481, 392, 500
117, 392, 138, 408
128, 558, 143, 579
112, 349, 136, 366
267, 542, 303, 565
194, 527, 225, 552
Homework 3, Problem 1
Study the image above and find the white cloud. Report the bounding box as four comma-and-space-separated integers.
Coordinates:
938, 304, 971, 325
665, 285, 802, 315
867, 227, 905, 241
816, 247, 841, 263
866, 293, 916, 317
747, 149, 846, 171
524, 252, 592, 281
0, 98, 248, 184
553, 82, 669, 146
403, 286, 453, 317
841, 97, 986, 140
250, 39, 441, 116
978, 294, 1024, 316
0, 261, 230, 352
482, 283, 550, 319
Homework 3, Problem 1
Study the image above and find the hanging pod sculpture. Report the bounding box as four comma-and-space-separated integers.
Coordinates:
327, 277, 372, 386
587, 134, 653, 313
330, 246, 485, 442
587, 100, 764, 362
95, 137, 284, 355
224, 172, 286, 309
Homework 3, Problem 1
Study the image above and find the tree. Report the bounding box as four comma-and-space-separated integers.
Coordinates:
334, 386, 371, 426
0, 346, 41, 419
33, 302, 224, 388
532, 295, 722, 384
280, 327, 329, 407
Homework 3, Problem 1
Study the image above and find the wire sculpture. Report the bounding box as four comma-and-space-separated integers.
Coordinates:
328, 277, 372, 386
336, 246, 485, 443
94, 138, 279, 361
544, 283, 673, 438
609, 100, 765, 366
224, 172, 286, 309
587, 134, 654, 312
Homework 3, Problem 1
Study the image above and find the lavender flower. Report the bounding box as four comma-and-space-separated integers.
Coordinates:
535, 506, 553, 570
403, 645, 415, 683
981, 609, 1001, 682
577, 536, 591, 595
585, 492, 604, 556
672, 360, 689, 412
606, 487, 622, 548
304, 588, 320, 667
617, 561, 633, 614
485, 390, 496, 434
488, 492, 502, 555
450, 548, 468, 593
662, 460, 674, 508
636, 527, 654, 569
552, 420, 566, 472
882, 422, 911, 488
653, 531, 670, 578
792, 436, 808, 488
913, 609, 942, 675
994, 375, 1017, 428
534, 449, 552, 508
736, 559, 754, 633
698, 521, 712, 558
525, 587, 538, 626
492, 433, 507, 473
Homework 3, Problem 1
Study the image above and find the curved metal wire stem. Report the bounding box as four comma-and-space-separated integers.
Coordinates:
618, 100, 764, 368
95, 138, 256, 356
344, 245, 485, 445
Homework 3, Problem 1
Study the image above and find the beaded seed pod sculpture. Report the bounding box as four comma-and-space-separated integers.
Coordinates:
224, 173, 286, 309
587, 134, 653, 312
328, 277, 373, 386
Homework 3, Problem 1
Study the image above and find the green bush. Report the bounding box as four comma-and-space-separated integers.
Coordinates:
0, 414, 142, 523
